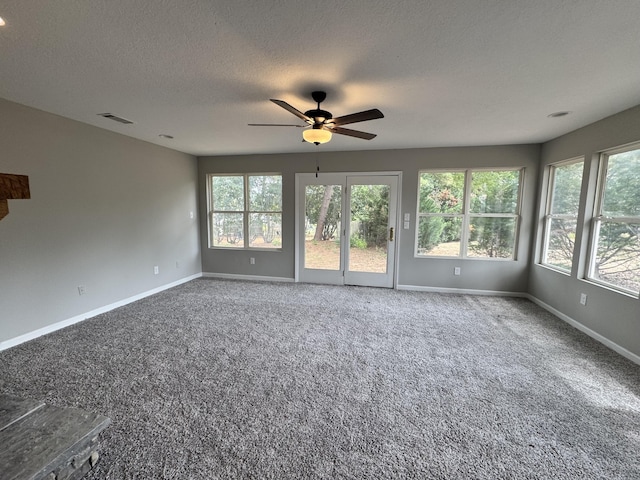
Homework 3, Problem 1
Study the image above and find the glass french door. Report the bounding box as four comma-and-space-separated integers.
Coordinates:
296, 173, 398, 288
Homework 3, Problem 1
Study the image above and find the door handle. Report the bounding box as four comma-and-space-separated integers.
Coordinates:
389, 227, 394, 242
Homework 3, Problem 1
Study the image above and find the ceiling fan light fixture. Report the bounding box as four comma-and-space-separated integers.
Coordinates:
303, 127, 332, 145
252, 92, 382, 144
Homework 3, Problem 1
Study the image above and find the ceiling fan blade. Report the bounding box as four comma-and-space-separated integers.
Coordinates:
330, 109, 384, 126
330, 126, 377, 140
248, 123, 307, 127
270, 99, 311, 122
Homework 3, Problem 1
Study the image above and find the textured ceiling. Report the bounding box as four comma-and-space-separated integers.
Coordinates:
1, 1, 640, 156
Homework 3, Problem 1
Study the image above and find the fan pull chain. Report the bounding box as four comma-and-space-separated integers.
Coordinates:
316, 156, 320, 178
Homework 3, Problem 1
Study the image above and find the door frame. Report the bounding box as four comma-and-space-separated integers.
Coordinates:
294, 171, 402, 288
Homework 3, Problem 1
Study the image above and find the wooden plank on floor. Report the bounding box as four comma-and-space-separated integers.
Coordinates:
0, 403, 110, 480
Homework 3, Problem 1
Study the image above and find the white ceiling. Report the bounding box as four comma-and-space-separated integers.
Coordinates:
1, 1, 640, 156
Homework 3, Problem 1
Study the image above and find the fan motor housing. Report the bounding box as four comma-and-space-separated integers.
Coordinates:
304, 109, 332, 122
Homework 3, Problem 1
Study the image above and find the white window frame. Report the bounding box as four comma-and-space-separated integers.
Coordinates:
207, 173, 282, 250
540, 157, 584, 273
415, 167, 524, 260
586, 144, 640, 296
415, 168, 467, 258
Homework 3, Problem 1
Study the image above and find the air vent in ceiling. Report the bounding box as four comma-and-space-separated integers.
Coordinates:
97, 113, 134, 124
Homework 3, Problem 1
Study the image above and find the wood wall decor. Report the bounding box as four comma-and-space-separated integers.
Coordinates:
0, 173, 30, 221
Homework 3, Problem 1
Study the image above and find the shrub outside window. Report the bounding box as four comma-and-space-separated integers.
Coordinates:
588, 147, 640, 295
416, 168, 523, 259
208, 174, 282, 249
541, 159, 584, 272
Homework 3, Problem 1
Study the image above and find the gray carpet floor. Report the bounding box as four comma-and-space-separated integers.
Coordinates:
1, 278, 639, 479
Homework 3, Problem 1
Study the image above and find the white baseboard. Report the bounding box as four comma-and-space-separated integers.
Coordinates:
525, 294, 640, 366
0, 273, 203, 352
396, 284, 526, 297
4, 275, 636, 367
202, 272, 294, 283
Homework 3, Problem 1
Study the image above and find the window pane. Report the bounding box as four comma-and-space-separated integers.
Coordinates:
544, 218, 577, 271
551, 162, 583, 215
249, 213, 282, 248
602, 149, 640, 217
417, 216, 462, 256
470, 170, 520, 214
467, 217, 516, 258
211, 213, 244, 248
305, 185, 342, 270
349, 184, 390, 273
592, 221, 640, 294
419, 172, 465, 213
212, 176, 244, 211
249, 175, 282, 212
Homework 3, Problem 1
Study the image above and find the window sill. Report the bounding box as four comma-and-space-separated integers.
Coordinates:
536, 263, 571, 276
579, 278, 640, 300
208, 247, 283, 252
414, 254, 515, 261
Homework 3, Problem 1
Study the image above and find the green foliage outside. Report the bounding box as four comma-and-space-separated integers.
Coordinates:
545, 151, 639, 293
210, 175, 282, 247
305, 185, 341, 241
468, 170, 520, 258
249, 175, 282, 212
210, 175, 244, 244
305, 184, 390, 249
248, 175, 282, 244
349, 234, 367, 249
211, 175, 244, 211
350, 185, 389, 248
417, 172, 464, 253
418, 170, 520, 257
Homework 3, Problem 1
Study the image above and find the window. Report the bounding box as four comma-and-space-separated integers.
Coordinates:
208, 174, 282, 249
588, 146, 640, 295
541, 159, 584, 272
416, 168, 523, 259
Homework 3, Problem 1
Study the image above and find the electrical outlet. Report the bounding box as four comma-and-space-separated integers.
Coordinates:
580, 293, 587, 306
77, 285, 86, 296
154, 266, 159, 275
454, 267, 461, 276
250, 257, 255, 265
189, 211, 194, 219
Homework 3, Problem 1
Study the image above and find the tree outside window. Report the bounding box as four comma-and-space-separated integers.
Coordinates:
208, 174, 282, 249
248, 175, 282, 248
210, 175, 244, 247
416, 169, 522, 259
541, 159, 584, 272
468, 170, 521, 259
417, 172, 465, 256
588, 147, 640, 295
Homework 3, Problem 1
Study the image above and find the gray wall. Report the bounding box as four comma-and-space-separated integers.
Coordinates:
0, 98, 201, 344
4, 94, 636, 360
199, 144, 540, 292
529, 105, 640, 358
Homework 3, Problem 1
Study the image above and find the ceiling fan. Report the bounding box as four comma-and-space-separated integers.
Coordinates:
249, 91, 384, 145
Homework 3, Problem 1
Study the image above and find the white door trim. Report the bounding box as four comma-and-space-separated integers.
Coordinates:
295, 171, 402, 287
